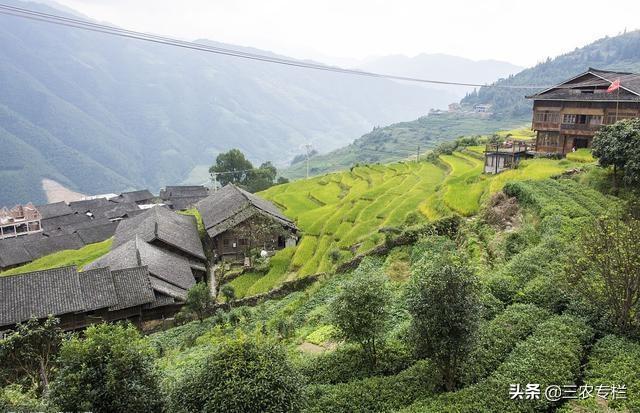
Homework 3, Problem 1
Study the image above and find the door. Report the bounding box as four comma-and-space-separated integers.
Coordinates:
575, 138, 588, 149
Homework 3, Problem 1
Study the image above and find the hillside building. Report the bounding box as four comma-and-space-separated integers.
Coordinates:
160, 185, 209, 211
196, 184, 298, 262
527, 68, 640, 155
0, 203, 42, 240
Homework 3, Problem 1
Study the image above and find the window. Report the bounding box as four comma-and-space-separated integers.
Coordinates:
222, 239, 230, 247
539, 131, 559, 147
563, 114, 576, 124
239, 238, 248, 246
534, 111, 560, 123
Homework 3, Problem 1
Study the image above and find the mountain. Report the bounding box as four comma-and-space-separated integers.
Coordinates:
0, 0, 457, 206
356, 54, 522, 99
461, 30, 640, 117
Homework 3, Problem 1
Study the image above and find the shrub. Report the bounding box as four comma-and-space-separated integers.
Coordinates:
49, 323, 163, 413
168, 335, 303, 413
303, 360, 438, 413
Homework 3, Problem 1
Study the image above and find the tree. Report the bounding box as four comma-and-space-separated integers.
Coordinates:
168, 335, 303, 413
210, 149, 254, 187
330, 260, 391, 369
245, 162, 277, 193
568, 213, 640, 336
220, 284, 236, 305
592, 118, 640, 188
182, 283, 215, 322
406, 253, 481, 391
49, 323, 163, 413
0, 316, 64, 394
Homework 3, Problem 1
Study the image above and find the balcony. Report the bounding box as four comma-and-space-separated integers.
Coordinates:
560, 123, 602, 134
532, 121, 560, 131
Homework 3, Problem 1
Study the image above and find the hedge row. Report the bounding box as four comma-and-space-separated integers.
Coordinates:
400, 314, 592, 413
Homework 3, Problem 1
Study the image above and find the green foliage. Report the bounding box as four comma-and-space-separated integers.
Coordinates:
222, 272, 264, 300
182, 282, 215, 322
592, 117, 640, 187
330, 259, 392, 368
209, 149, 286, 193
0, 384, 48, 412
565, 148, 595, 163
219, 284, 236, 303
167, 335, 303, 413
406, 251, 481, 391
401, 315, 592, 413
0, 316, 64, 393
303, 360, 438, 413
49, 323, 163, 413
0, 239, 112, 276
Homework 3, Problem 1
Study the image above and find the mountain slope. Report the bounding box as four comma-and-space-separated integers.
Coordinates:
357, 53, 522, 99
0, 0, 456, 205
461, 30, 640, 117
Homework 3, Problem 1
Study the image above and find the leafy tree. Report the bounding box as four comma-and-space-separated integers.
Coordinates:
0, 316, 64, 394
220, 284, 236, 305
182, 282, 215, 322
209, 148, 254, 187
592, 118, 640, 188
406, 253, 481, 391
209, 149, 286, 192
49, 323, 163, 413
168, 335, 303, 413
330, 265, 391, 369
568, 213, 640, 336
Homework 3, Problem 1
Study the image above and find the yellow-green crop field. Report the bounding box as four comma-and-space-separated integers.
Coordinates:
255, 151, 585, 287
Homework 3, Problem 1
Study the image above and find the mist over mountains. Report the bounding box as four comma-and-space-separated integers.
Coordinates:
0, 0, 465, 205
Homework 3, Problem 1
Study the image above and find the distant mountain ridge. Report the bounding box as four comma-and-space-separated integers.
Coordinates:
0, 0, 458, 205
461, 30, 640, 116
356, 53, 523, 99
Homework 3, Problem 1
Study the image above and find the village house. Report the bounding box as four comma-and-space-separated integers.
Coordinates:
0, 265, 174, 333
160, 185, 210, 211
196, 184, 298, 262
110, 189, 156, 206
0, 203, 42, 240
527, 68, 640, 155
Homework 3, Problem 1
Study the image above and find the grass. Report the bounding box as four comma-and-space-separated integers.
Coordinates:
566, 148, 595, 163
222, 272, 264, 299
178, 208, 206, 238
0, 239, 113, 276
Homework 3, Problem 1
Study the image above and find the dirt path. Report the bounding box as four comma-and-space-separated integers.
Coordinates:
42, 179, 86, 203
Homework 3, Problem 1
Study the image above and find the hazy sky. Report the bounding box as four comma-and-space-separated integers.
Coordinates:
48, 0, 640, 67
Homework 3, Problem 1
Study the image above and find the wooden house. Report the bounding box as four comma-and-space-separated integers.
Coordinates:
527, 68, 640, 155
196, 184, 298, 262
160, 185, 209, 211
0, 265, 177, 333
0, 203, 42, 240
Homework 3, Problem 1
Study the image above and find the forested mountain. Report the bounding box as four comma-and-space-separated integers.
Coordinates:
357, 53, 522, 99
0, 0, 456, 205
462, 30, 640, 117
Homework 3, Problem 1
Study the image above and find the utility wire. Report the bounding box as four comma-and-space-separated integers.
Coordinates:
0, 3, 555, 90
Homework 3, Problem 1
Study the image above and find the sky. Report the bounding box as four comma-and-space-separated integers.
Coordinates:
45, 0, 640, 68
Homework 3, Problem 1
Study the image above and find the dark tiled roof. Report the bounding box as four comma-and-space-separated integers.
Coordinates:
86, 237, 196, 296
108, 266, 156, 311
160, 185, 209, 199
148, 276, 189, 301
68, 198, 111, 213
79, 267, 118, 311
0, 243, 33, 268
197, 184, 296, 238
42, 213, 92, 233
113, 206, 205, 261
144, 291, 176, 309
76, 222, 118, 245
23, 233, 84, 260
114, 190, 155, 204
89, 203, 140, 220
36, 202, 73, 219
527, 68, 640, 101
166, 197, 207, 211
0, 267, 86, 327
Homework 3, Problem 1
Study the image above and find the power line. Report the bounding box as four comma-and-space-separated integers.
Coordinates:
0, 3, 554, 90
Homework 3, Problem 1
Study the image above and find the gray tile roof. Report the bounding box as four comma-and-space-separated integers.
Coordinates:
76, 222, 118, 245
527, 68, 640, 101
113, 190, 155, 204
0, 267, 86, 327
23, 233, 85, 260
160, 185, 209, 199
86, 237, 196, 298
79, 267, 118, 311
196, 184, 297, 238
36, 201, 73, 219
89, 203, 141, 220
166, 197, 206, 211
0, 243, 33, 268
42, 213, 92, 233
109, 266, 156, 311
113, 206, 205, 261
148, 276, 189, 301
68, 198, 111, 213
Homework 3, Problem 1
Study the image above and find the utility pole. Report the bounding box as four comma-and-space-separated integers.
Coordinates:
416, 145, 420, 163
303, 143, 313, 179
211, 172, 219, 192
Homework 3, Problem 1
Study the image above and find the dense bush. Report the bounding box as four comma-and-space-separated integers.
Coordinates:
461, 304, 550, 385
401, 314, 592, 412
168, 335, 303, 413
297, 342, 412, 385
303, 360, 438, 413
49, 323, 163, 413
